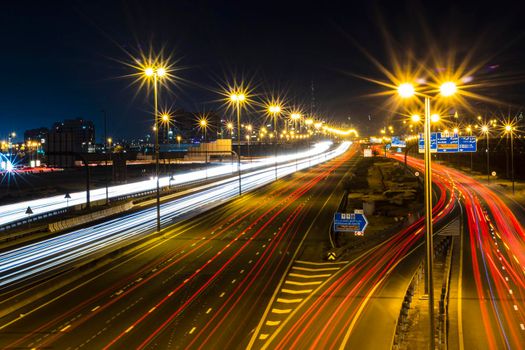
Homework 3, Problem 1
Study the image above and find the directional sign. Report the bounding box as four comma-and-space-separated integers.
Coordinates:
333, 212, 368, 233
391, 136, 406, 148
458, 136, 477, 152
419, 133, 477, 153
327, 252, 337, 261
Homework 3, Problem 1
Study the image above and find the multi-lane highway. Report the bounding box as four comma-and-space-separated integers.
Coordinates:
401, 154, 525, 349
0, 143, 358, 349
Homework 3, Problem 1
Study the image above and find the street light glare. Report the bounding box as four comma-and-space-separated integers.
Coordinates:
161, 114, 170, 122
291, 113, 301, 120
411, 114, 421, 122
237, 93, 246, 102
431, 114, 440, 123
440, 82, 457, 97
481, 125, 489, 133
398, 83, 415, 98
144, 67, 154, 77
505, 125, 512, 132
156, 67, 167, 77
269, 105, 281, 113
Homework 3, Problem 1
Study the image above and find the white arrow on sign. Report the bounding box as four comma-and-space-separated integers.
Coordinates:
327, 252, 337, 261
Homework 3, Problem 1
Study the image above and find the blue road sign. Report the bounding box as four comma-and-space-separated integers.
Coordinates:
334, 212, 368, 233
419, 133, 477, 153
391, 136, 407, 148
458, 136, 477, 152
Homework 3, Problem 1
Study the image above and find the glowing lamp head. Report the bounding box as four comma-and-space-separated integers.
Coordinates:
411, 114, 421, 123
156, 67, 166, 77
466, 126, 472, 133
291, 113, 301, 120
237, 93, 245, 102
305, 118, 314, 125
453, 127, 459, 134
269, 105, 281, 114
227, 122, 234, 130
481, 125, 489, 133
398, 83, 415, 98
440, 82, 457, 97
200, 119, 207, 127
431, 114, 440, 123
505, 125, 512, 132
161, 114, 170, 122
144, 67, 154, 77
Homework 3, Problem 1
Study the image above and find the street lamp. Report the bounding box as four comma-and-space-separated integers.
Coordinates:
199, 118, 208, 179
481, 125, 490, 184
504, 124, 515, 194
397, 80, 457, 349
143, 64, 167, 232
230, 92, 246, 195
268, 104, 282, 181
291, 113, 301, 131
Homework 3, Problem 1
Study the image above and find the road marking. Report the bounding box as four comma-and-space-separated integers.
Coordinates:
240, 269, 245, 274
189, 327, 196, 334
514, 305, 518, 311
91, 306, 100, 312
248, 260, 253, 264
284, 280, 322, 286
259, 334, 269, 340
521, 324, 525, 331
135, 277, 143, 282
292, 266, 339, 272
265, 320, 281, 326
220, 292, 225, 298
271, 308, 292, 314
509, 289, 513, 295
206, 308, 212, 314
276, 298, 302, 304
232, 279, 237, 284
115, 290, 123, 296
148, 307, 156, 313
513, 255, 520, 264
60, 325, 71, 332
256, 252, 260, 255
289, 273, 331, 278
281, 289, 312, 294
125, 326, 134, 333
505, 276, 509, 281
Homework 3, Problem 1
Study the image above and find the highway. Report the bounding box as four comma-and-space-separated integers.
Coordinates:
400, 154, 525, 349
0, 142, 333, 227
0, 143, 358, 349
0, 142, 349, 291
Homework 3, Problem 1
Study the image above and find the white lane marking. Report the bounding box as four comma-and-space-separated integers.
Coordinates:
259, 334, 269, 340
189, 327, 196, 334
206, 308, 212, 314
276, 298, 302, 304
295, 260, 348, 265
220, 292, 225, 298
281, 289, 312, 294
60, 325, 71, 332
271, 308, 292, 314
125, 325, 134, 333
521, 324, 525, 331
232, 279, 237, 284
284, 280, 322, 286
265, 320, 281, 326
148, 307, 156, 313
292, 266, 340, 272
91, 306, 100, 312
514, 305, 518, 311
289, 273, 331, 279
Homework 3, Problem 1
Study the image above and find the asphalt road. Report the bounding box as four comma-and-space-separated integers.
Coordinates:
0, 145, 358, 349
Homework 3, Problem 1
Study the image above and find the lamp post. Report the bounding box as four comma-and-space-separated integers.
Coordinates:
200, 118, 208, 179
397, 80, 457, 349
481, 125, 490, 184
505, 124, 515, 194
246, 124, 252, 163
269, 105, 281, 181
230, 93, 246, 195
143, 65, 167, 232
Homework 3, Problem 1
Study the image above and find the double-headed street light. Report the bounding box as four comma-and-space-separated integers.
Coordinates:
230, 92, 246, 195
269, 104, 282, 181
481, 125, 490, 184
397, 80, 457, 350
504, 124, 516, 194
143, 65, 167, 232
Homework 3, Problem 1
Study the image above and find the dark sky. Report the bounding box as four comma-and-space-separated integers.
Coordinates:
1, 0, 525, 140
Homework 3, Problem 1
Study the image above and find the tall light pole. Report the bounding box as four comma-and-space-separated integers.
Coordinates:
246, 124, 252, 163
397, 80, 457, 350
269, 105, 281, 181
230, 93, 246, 195
505, 124, 515, 194
199, 118, 208, 179
481, 125, 490, 184
144, 65, 167, 232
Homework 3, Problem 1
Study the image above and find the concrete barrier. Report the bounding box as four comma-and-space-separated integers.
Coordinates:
48, 202, 133, 233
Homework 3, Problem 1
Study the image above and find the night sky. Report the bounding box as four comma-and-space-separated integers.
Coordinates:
1, 0, 525, 140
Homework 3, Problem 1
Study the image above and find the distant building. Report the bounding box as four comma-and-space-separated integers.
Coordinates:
24, 127, 49, 152
48, 118, 96, 167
